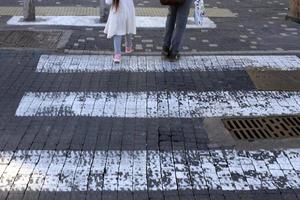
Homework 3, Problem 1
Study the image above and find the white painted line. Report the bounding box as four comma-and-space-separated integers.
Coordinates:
133, 151, 147, 191
89, 151, 106, 191
147, 151, 163, 190
103, 151, 120, 191
1, 149, 300, 191
35, 55, 300, 73
160, 151, 177, 190
118, 151, 133, 191
15, 91, 300, 118
7, 16, 216, 29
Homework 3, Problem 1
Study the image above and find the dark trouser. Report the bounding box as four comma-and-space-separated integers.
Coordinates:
163, 0, 193, 55
100, 0, 109, 22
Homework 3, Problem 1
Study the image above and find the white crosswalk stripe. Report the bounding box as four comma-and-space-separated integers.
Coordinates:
0, 149, 300, 191
15, 91, 300, 118
36, 55, 300, 73
7, 16, 217, 29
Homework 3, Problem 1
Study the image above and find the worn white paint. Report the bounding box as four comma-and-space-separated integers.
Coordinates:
15, 91, 300, 118
36, 55, 300, 73
7, 16, 216, 29
1, 149, 300, 191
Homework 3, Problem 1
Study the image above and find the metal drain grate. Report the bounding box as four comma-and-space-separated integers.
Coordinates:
0, 30, 70, 49
222, 116, 300, 141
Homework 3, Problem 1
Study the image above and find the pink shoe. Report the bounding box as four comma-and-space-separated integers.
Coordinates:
113, 53, 121, 64
125, 47, 134, 54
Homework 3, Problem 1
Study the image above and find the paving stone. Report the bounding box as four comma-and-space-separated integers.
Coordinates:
210, 193, 226, 200
55, 192, 71, 200
101, 191, 118, 200
70, 192, 87, 200
38, 192, 56, 200
148, 191, 164, 200
23, 191, 39, 200
133, 192, 148, 200
86, 192, 101, 200
195, 194, 211, 200
281, 192, 298, 200
0, 192, 9, 200
164, 191, 180, 200
6, 192, 24, 200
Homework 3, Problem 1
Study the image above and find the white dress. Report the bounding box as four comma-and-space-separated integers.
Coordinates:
104, 0, 136, 38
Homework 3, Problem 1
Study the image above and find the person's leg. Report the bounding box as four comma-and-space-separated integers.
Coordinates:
113, 35, 122, 63
169, 0, 193, 56
113, 35, 122, 54
162, 5, 178, 50
100, 0, 109, 23
125, 34, 133, 48
125, 34, 134, 53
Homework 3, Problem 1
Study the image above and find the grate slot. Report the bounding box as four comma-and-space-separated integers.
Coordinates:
234, 130, 242, 140
226, 121, 235, 130
233, 121, 241, 129
287, 131, 295, 137
282, 118, 291, 126
292, 127, 300, 136
246, 130, 254, 139
238, 120, 247, 129
280, 131, 286, 137
252, 129, 261, 139
266, 124, 274, 132
240, 130, 248, 140
250, 119, 259, 128
287, 118, 296, 126
280, 123, 289, 131
245, 120, 253, 129
292, 118, 300, 125
258, 129, 267, 139
256, 119, 263, 127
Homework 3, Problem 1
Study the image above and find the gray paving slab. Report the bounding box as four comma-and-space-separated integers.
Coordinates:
23, 191, 39, 200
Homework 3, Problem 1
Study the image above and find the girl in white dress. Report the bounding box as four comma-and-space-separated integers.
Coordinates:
104, 0, 136, 63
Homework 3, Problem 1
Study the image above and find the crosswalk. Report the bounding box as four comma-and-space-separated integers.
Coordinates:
3, 54, 300, 192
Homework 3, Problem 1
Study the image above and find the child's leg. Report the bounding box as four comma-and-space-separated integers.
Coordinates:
125, 34, 133, 48
113, 35, 122, 54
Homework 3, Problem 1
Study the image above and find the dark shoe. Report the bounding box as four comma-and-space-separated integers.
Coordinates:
168, 53, 181, 62
161, 46, 170, 58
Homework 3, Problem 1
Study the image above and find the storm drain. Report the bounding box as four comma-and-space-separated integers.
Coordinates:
0, 30, 71, 49
222, 116, 300, 141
